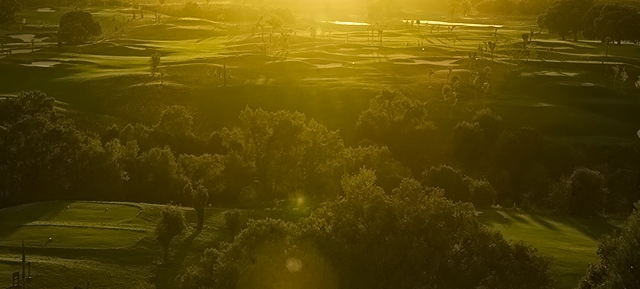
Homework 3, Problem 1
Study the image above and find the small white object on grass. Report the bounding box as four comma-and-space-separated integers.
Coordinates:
45, 237, 52, 245
104, 207, 109, 213
66, 205, 70, 210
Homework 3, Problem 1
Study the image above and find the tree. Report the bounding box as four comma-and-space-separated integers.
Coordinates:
218, 108, 344, 205
473, 108, 503, 145
150, 53, 161, 77
565, 167, 607, 215
184, 182, 209, 229
58, 10, 102, 45
356, 90, 435, 171
180, 169, 554, 289
582, 4, 640, 44
422, 165, 471, 202
469, 178, 497, 209
0, 91, 122, 207
223, 209, 243, 237
128, 147, 181, 204
340, 145, 411, 193
156, 205, 187, 264
450, 121, 486, 166
577, 201, 640, 289
550, 167, 607, 215
493, 127, 547, 205
177, 153, 224, 197
538, 0, 593, 41
0, 0, 21, 28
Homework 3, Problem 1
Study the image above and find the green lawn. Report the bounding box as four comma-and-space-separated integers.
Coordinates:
3, 5, 639, 145
0, 201, 231, 289
478, 210, 623, 289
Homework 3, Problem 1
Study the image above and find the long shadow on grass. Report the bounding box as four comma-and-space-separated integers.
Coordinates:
154, 226, 202, 289
529, 213, 559, 231
549, 215, 620, 241
476, 210, 513, 225
503, 211, 531, 224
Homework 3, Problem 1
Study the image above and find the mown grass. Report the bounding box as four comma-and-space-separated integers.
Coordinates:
3, 5, 639, 146
478, 210, 623, 289
0, 201, 231, 289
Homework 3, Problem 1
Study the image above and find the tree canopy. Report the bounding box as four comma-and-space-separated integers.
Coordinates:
583, 4, 640, 44
577, 202, 640, 289
58, 10, 102, 45
538, 0, 593, 41
0, 0, 21, 25
179, 169, 553, 289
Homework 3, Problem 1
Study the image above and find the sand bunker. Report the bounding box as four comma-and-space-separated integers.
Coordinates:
405, 20, 503, 28
21, 61, 61, 68
326, 21, 371, 26
37, 7, 56, 12
9, 34, 35, 42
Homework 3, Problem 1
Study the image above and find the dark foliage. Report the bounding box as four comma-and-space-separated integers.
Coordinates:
422, 165, 471, 202
577, 202, 640, 289
0, 0, 21, 25
538, 0, 593, 41
179, 170, 553, 289
156, 205, 187, 263
58, 10, 102, 45
582, 4, 640, 44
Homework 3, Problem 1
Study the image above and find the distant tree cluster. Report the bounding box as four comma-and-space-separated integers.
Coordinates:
355, 89, 637, 215
0, 0, 21, 27
538, 0, 640, 43
2, 89, 637, 216
153, 1, 291, 23
474, 0, 552, 16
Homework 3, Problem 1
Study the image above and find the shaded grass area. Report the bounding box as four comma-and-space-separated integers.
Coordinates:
0, 201, 231, 289
478, 210, 623, 289
0, 202, 624, 289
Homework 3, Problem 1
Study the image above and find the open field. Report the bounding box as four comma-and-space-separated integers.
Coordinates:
0, 201, 622, 289
0, 201, 232, 289
1, 5, 640, 144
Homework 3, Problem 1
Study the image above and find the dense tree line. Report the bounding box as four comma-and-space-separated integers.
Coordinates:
0, 91, 407, 210
179, 169, 554, 289
474, 0, 552, 16
538, 0, 640, 42
2, 90, 638, 216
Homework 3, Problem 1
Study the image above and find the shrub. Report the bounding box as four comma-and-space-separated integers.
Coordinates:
422, 165, 471, 202
550, 167, 607, 215
469, 178, 497, 209
567, 167, 607, 215
577, 201, 640, 289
